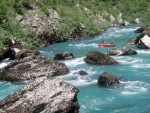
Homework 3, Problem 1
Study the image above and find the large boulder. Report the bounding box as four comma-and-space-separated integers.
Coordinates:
107, 47, 137, 56
0, 56, 69, 82
136, 35, 150, 49
0, 77, 79, 113
54, 52, 75, 60
98, 72, 120, 86
135, 27, 150, 45
84, 51, 118, 65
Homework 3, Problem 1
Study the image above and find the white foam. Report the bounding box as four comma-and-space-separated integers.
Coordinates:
63, 57, 85, 67
0, 62, 10, 69
131, 64, 150, 68
39, 51, 54, 56
121, 81, 149, 95
114, 56, 142, 65
122, 91, 138, 95
65, 79, 97, 87
69, 43, 97, 48
137, 50, 150, 54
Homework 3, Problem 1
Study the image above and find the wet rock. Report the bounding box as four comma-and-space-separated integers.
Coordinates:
0, 77, 79, 113
84, 51, 118, 65
125, 38, 136, 45
0, 56, 69, 82
135, 26, 146, 33
98, 72, 120, 86
54, 52, 75, 60
107, 47, 137, 56
79, 70, 88, 75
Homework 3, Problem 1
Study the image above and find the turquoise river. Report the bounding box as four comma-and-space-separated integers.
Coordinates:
1, 24, 150, 113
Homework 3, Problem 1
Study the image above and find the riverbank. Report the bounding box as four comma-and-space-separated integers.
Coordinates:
1, 0, 150, 56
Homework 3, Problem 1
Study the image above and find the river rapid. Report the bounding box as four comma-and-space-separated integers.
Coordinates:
1, 24, 150, 113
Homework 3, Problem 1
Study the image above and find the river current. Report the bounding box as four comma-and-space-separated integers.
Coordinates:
1, 24, 150, 113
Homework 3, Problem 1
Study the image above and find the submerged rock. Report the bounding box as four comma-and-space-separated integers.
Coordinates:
0, 77, 79, 113
98, 72, 120, 86
84, 51, 118, 65
0, 56, 69, 82
107, 47, 137, 56
54, 52, 75, 60
79, 70, 88, 75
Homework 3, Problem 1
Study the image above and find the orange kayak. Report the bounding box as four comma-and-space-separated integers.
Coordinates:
97, 43, 116, 47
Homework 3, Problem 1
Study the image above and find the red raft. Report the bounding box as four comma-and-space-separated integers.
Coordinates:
97, 43, 116, 47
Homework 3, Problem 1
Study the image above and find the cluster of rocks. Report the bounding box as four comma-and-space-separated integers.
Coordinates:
126, 26, 150, 49
107, 47, 137, 56
0, 37, 39, 61
0, 55, 79, 112
0, 26, 149, 112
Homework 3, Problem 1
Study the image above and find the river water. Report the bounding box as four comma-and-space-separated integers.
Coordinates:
1, 24, 150, 113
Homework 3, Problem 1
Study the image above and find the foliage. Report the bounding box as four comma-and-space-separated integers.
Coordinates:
0, 0, 150, 55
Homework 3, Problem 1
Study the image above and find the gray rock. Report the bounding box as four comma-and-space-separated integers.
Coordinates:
84, 51, 118, 65
98, 72, 120, 86
136, 35, 150, 49
0, 56, 69, 82
125, 38, 136, 45
0, 77, 79, 113
107, 47, 137, 56
79, 70, 88, 75
135, 28, 150, 45
54, 52, 75, 60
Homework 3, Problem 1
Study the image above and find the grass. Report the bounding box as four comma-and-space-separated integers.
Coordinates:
0, 0, 150, 55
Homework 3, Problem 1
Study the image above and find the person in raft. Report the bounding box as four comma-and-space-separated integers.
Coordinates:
110, 40, 114, 44
102, 40, 105, 44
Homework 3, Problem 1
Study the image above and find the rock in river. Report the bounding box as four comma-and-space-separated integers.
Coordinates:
0, 56, 69, 82
107, 47, 137, 56
84, 51, 118, 65
0, 77, 79, 113
54, 52, 75, 60
98, 72, 120, 86
136, 35, 150, 49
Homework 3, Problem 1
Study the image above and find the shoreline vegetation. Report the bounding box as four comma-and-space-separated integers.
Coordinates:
0, 0, 150, 56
